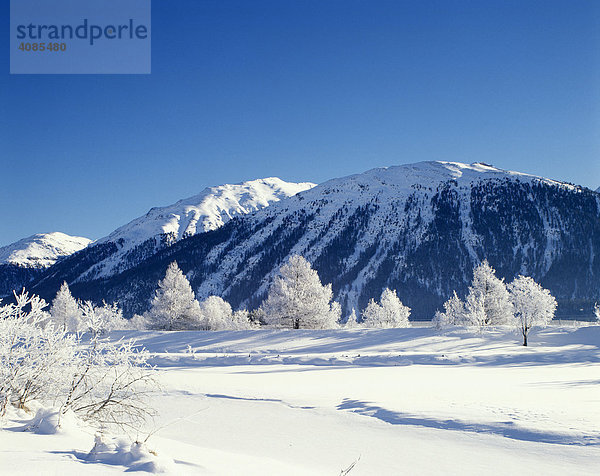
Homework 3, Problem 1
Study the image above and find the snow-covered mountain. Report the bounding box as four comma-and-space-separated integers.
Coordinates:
103, 177, 315, 243
0, 232, 91, 268
0, 232, 91, 297
24, 178, 315, 289
30, 161, 600, 319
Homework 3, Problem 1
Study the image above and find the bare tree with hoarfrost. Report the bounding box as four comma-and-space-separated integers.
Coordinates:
362, 288, 411, 328
49, 282, 82, 332
508, 275, 557, 346
463, 260, 513, 328
145, 261, 202, 330
260, 254, 341, 329
59, 333, 156, 432
80, 301, 131, 337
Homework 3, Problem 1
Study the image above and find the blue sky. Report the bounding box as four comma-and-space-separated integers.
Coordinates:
1, 0, 599, 246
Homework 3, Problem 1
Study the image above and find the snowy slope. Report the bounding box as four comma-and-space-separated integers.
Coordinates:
78, 178, 315, 279
0, 232, 91, 268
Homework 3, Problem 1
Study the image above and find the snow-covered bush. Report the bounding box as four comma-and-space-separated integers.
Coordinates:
60, 335, 156, 432
0, 291, 76, 413
432, 291, 465, 329
0, 290, 157, 433
462, 260, 513, 328
198, 296, 256, 330
49, 282, 83, 332
508, 275, 557, 346
145, 261, 202, 330
594, 303, 600, 323
362, 288, 411, 328
260, 254, 341, 329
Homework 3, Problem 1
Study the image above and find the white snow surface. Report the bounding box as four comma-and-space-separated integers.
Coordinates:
2, 325, 599, 475
0, 232, 92, 268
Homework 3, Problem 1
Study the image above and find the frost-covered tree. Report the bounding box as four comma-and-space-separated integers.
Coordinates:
508, 275, 557, 346
463, 260, 513, 327
432, 291, 465, 329
260, 255, 341, 329
145, 262, 202, 330
345, 309, 359, 328
594, 303, 600, 323
362, 288, 411, 328
49, 282, 82, 332
198, 296, 255, 330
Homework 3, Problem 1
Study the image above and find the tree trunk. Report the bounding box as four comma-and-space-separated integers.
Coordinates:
522, 333, 527, 346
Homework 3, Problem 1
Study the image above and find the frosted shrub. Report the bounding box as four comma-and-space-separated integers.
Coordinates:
80, 300, 130, 336
594, 303, 600, 323
0, 291, 76, 413
260, 255, 341, 329
0, 290, 157, 433
362, 288, 411, 328
60, 335, 156, 432
198, 296, 256, 330
128, 314, 148, 331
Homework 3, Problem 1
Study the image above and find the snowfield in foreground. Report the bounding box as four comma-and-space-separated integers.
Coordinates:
2, 326, 599, 475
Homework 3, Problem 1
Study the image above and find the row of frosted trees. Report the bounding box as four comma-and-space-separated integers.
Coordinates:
47, 255, 567, 345
432, 260, 558, 346
143, 256, 410, 331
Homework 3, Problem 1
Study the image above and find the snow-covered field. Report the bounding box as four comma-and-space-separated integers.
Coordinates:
2, 326, 599, 475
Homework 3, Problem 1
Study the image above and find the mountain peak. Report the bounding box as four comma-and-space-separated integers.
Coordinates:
0, 232, 92, 268
101, 177, 315, 244
318, 161, 575, 196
